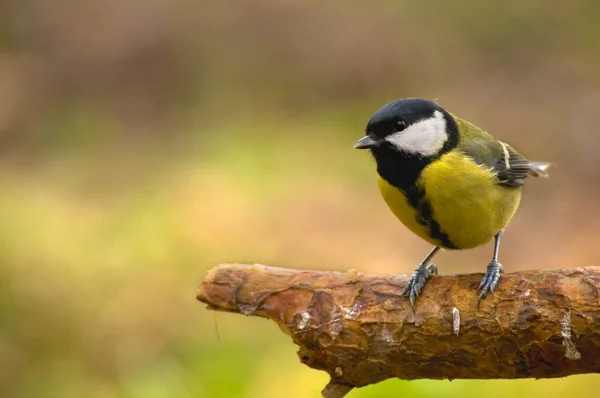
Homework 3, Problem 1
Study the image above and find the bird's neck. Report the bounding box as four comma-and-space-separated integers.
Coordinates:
372, 148, 433, 190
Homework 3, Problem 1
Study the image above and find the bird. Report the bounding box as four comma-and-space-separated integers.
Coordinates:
354, 98, 551, 308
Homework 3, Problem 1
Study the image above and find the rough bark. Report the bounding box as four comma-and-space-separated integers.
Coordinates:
197, 264, 600, 396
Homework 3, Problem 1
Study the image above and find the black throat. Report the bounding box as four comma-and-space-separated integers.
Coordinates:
372, 148, 433, 191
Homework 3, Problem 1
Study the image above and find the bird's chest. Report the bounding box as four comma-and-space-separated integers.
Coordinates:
378, 153, 522, 249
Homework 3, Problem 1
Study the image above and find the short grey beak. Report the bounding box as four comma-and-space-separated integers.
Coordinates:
354, 135, 378, 149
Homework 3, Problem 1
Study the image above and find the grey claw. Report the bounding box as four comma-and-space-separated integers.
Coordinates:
478, 260, 503, 304
426, 263, 438, 275
403, 263, 437, 310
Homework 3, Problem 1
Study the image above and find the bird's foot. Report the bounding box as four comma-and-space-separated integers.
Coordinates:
478, 260, 504, 305
402, 263, 438, 310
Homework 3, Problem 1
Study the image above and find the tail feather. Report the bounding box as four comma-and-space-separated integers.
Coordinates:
529, 161, 552, 178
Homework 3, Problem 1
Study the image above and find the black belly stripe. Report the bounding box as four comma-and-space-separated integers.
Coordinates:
374, 150, 457, 249
403, 184, 457, 249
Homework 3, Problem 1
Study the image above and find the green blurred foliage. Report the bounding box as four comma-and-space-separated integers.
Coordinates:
1, 0, 600, 397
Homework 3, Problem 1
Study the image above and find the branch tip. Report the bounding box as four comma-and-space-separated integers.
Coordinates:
322, 381, 354, 398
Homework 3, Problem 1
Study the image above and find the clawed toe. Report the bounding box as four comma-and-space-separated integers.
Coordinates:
426, 263, 438, 275
402, 263, 437, 309
478, 260, 503, 304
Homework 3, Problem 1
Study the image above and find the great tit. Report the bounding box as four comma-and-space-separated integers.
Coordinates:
355, 98, 551, 307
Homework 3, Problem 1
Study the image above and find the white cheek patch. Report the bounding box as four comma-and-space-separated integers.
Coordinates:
385, 110, 448, 156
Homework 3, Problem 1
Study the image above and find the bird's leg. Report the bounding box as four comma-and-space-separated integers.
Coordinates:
478, 230, 505, 304
402, 246, 440, 310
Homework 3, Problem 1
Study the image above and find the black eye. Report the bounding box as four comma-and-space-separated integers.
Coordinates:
396, 120, 407, 131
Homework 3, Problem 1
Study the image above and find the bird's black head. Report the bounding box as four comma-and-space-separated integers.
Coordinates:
355, 98, 459, 158
355, 98, 459, 188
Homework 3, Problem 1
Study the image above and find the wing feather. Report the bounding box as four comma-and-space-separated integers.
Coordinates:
454, 116, 552, 187
493, 142, 552, 187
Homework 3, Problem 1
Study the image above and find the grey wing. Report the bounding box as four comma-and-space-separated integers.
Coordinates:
494, 142, 551, 187
461, 139, 551, 187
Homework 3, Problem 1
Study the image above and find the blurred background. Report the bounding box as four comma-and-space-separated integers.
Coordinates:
2, 0, 600, 397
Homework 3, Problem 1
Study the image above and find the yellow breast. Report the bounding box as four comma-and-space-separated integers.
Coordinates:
378, 151, 522, 249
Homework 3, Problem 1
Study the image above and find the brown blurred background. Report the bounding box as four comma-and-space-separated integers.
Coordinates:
2, 1, 600, 397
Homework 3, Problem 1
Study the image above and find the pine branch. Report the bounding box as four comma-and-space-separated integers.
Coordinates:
197, 264, 600, 397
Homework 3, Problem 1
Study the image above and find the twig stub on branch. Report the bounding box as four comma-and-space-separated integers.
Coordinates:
197, 264, 600, 393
